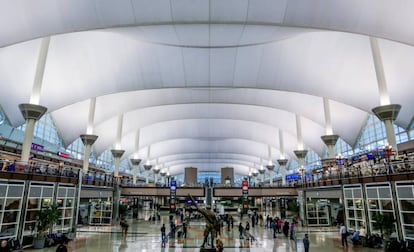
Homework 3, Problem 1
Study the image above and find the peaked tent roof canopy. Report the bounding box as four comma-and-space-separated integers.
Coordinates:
0, 0, 413, 176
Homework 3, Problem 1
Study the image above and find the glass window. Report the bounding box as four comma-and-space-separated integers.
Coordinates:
27, 199, 39, 209
17, 114, 64, 148
2, 211, 18, 223
404, 225, 414, 239
368, 200, 379, 209
381, 200, 393, 210
400, 200, 414, 211
397, 187, 413, 199
402, 213, 414, 225
7, 185, 23, 197
198, 172, 221, 183
5, 199, 20, 210
355, 115, 409, 154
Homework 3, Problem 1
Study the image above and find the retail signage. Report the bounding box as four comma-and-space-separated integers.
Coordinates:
31, 143, 44, 151
170, 180, 177, 213
242, 180, 249, 211
57, 152, 70, 159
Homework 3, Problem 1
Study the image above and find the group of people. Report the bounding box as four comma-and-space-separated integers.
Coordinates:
340, 223, 380, 248
264, 215, 296, 240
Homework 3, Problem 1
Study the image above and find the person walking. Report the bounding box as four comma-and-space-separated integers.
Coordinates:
339, 223, 348, 247
120, 217, 129, 240
161, 223, 167, 247
289, 221, 295, 240
238, 223, 244, 239
303, 233, 310, 252
182, 222, 187, 239
271, 219, 277, 238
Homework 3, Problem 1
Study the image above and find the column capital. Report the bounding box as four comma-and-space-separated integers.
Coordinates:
321, 134, 339, 146
277, 159, 288, 166
266, 165, 275, 171
143, 164, 152, 171
372, 104, 401, 121
111, 149, 125, 159
153, 168, 161, 174
19, 103, 47, 121
258, 168, 266, 174
160, 171, 167, 177
80, 134, 98, 146
130, 158, 141, 166
294, 150, 308, 159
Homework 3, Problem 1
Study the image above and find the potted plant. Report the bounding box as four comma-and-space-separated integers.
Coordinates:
372, 212, 395, 250
33, 204, 61, 249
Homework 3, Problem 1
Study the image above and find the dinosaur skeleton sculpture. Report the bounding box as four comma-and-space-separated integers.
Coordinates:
188, 194, 218, 248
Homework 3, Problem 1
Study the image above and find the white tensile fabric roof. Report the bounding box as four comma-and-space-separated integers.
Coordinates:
0, 1, 413, 175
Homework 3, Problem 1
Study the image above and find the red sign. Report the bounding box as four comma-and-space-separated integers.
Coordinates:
242, 181, 248, 190
57, 152, 70, 159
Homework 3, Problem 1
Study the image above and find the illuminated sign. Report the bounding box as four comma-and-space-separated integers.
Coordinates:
170, 181, 177, 213
57, 152, 70, 158
31, 143, 44, 151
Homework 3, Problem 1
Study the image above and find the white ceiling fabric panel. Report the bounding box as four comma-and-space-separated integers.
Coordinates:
94, 0, 136, 26
3, 0, 414, 48
131, 0, 173, 23
50, 88, 368, 156
1, 1, 413, 177
283, 0, 414, 45
182, 48, 209, 85
210, 0, 249, 22
246, 0, 288, 23
171, 0, 209, 22
0, 39, 40, 125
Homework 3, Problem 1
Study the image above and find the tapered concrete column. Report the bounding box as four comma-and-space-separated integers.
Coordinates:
266, 164, 275, 185
252, 170, 258, 186
111, 149, 124, 222
153, 166, 161, 184
277, 159, 288, 186
266, 146, 274, 185
111, 149, 125, 178
294, 150, 308, 167
258, 167, 265, 184
321, 134, 339, 159
372, 104, 401, 155
143, 164, 152, 184
160, 170, 167, 185
295, 150, 308, 184
130, 158, 141, 184
19, 104, 47, 162
80, 134, 98, 173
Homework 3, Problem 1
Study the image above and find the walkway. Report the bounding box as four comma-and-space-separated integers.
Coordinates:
24, 215, 382, 252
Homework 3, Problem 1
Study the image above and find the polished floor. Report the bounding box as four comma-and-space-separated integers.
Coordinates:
26, 214, 382, 252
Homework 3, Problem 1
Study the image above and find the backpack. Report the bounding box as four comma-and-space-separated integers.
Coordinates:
56, 244, 68, 252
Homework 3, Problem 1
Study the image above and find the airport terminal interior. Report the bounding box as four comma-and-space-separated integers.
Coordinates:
0, 1, 414, 251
